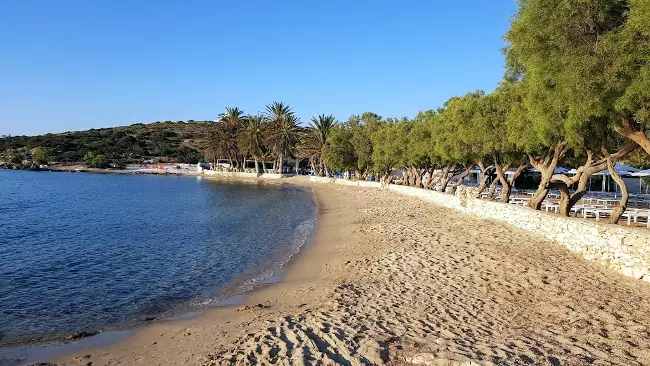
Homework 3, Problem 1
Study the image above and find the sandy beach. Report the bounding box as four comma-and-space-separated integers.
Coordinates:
52, 180, 650, 365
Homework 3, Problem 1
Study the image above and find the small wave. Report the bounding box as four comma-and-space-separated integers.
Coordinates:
199, 217, 316, 307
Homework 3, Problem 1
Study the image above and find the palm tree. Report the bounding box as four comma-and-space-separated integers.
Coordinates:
238, 114, 267, 174
216, 107, 246, 170
303, 114, 336, 176
264, 102, 301, 174
218, 107, 246, 128
205, 129, 223, 167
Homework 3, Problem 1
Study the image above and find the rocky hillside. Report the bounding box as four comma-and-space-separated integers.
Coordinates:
0, 121, 215, 165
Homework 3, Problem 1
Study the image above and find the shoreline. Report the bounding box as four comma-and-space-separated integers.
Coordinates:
4, 173, 650, 364
0, 173, 319, 365
49, 177, 341, 365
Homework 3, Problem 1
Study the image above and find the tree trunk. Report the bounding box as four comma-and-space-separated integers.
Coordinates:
476, 173, 491, 197
555, 153, 600, 216
556, 183, 572, 216
451, 164, 474, 194
487, 179, 498, 200
492, 150, 512, 203
529, 176, 551, 210
413, 167, 422, 188
562, 175, 590, 216
547, 144, 637, 216
494, 165, 510, 203
615, 118, 650, 156
426, 168, 442, 190
423, 168, 433, 189
475, 162, 492, 197
526, 140, 569, 210
607, 156, 629, 224
402, 169, 410, 186
254, 158, 260, 175
499, 164, 528, 203
500, 182, 511, 203
437, 165, 454, 193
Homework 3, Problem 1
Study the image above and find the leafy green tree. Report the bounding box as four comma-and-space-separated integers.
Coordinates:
176, 146, 202, 164
31, 147, 49, 165
432, 92, 489, 194
322, 126, 356, 174
505, 0, 642, 220
83, 152, 109, 169
603, 0, 650, 154
371, 119, 411, 180
405, 111, 435, 187
348, 113, 384, 176
1, 149, 25, 164
465, 86, 529, 202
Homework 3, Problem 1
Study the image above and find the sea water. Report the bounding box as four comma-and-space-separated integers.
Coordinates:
0, 170, 316, 345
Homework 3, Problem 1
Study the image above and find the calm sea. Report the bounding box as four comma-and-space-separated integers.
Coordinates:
0, 170, 316, 345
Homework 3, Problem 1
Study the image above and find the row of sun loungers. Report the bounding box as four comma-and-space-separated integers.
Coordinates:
509, 193, 650, 227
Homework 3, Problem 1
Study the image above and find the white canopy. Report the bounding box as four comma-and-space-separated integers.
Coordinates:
566, 163, 639, 176
613, 163, 640, 172
529, 167, 569, 174
595, 163, 641, 176
630, 169, 650, 177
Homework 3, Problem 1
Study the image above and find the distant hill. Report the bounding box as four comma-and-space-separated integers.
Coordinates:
0, 121, 215, 164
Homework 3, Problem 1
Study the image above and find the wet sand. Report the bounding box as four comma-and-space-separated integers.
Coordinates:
49, 180, 650, 365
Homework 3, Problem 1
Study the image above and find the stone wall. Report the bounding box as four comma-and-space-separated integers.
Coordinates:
203, 170, 259, 178
310, 176, 650, 281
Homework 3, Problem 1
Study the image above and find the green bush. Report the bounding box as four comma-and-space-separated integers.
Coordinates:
31, 147, 49, 165
83, 152, 109, 169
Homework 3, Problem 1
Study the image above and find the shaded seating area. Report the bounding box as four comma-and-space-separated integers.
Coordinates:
471, 163, 650, 229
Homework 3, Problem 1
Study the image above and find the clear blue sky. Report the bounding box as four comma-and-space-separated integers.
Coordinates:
0, 1, 517, 136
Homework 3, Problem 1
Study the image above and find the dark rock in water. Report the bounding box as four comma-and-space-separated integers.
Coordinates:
65, 330, 99, 341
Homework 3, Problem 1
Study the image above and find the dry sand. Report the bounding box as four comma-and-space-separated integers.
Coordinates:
56, 181, 650, 365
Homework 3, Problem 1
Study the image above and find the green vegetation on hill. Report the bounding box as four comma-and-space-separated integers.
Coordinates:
0, 121, 213, 164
